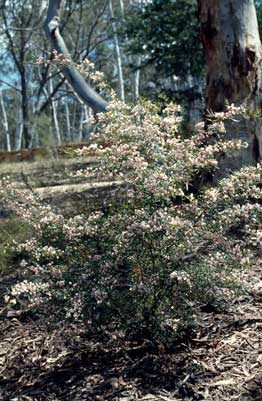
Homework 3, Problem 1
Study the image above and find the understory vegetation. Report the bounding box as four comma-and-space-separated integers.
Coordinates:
0, 100, 261, 348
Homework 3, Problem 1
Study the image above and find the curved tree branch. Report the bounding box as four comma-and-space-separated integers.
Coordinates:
44, 0, 107, 113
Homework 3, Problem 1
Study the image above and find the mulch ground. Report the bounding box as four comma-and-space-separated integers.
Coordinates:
0, 265, 261, 401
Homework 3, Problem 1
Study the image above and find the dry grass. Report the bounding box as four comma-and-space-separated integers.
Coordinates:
0, 156, 97, 177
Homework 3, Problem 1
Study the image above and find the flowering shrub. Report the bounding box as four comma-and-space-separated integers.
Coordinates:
1, 101, 261, 346
36, 50, 110, 92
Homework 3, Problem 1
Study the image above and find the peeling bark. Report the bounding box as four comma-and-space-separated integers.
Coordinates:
44, 0, 107, 113
199, 0, 262, 111
198, 0, 262, 161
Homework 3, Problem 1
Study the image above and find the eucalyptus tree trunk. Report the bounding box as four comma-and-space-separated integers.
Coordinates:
15, 94, 23, 151
78, 104, 85, 141
118, 0, 141, 101
21, 68, 31, 148
109, 0, 125, 101
198, 0, 262, 162
64, 100, 71, 141
134, 56, 141, 100
44, 0, 107, 113
0, 91, 11, 151
49, 76, 62, 145
119, 0, 125, 16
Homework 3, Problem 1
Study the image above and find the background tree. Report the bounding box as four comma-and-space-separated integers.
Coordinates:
0, 0, 111, 148
198, 0, 262, 112
44, 0, 107, 113
1, 0, 262, 150
0, 0, 46, 147
255, 0, 262, 38
198, 0, 262, 162
123, 0, 204, 101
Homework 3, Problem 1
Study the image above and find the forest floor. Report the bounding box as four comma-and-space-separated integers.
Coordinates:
0, 261, 261, 401
0, 154, 261, 401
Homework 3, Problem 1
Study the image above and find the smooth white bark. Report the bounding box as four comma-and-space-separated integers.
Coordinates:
0, 91, 11, 151
44, 0, 107, 112
119, 0, 125, 17
15, 93, 23, 151
49, 76, 62, 145
134, 56, 141, 100
63, 98, 71, 141
109, 0, 125, 101
78, 103, 88, 141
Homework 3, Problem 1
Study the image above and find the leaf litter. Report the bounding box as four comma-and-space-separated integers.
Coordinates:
0, 265, 261, 401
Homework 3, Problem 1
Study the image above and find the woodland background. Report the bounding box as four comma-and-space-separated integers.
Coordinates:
0, 0, 260, 151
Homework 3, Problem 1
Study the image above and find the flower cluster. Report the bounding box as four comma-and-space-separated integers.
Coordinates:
36, 50, 109, 90
8, 280, 51, 308
1, 99, 261, 346
75, 100, 247, 207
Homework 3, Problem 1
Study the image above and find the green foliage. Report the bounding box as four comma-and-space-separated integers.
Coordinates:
124, 0, 204, 78
0, 215, 32, 274
31, 114, 55, 148
1, 101, 261, 347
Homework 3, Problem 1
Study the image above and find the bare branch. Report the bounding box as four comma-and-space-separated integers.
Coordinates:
44, 0, 107, 113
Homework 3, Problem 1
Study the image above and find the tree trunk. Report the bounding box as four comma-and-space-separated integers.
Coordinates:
78, 104, 85, 141
21, 69, 31, 148
0, 91, 11, 151
118, 0, 140, 101
49, 76, 62, 145
15, 93, 23, 151
44, 0, 107, 113
134, 56, 141, 100
64, 98, 71, 141
109, 0, 125, 101
198, 0, 262, 162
